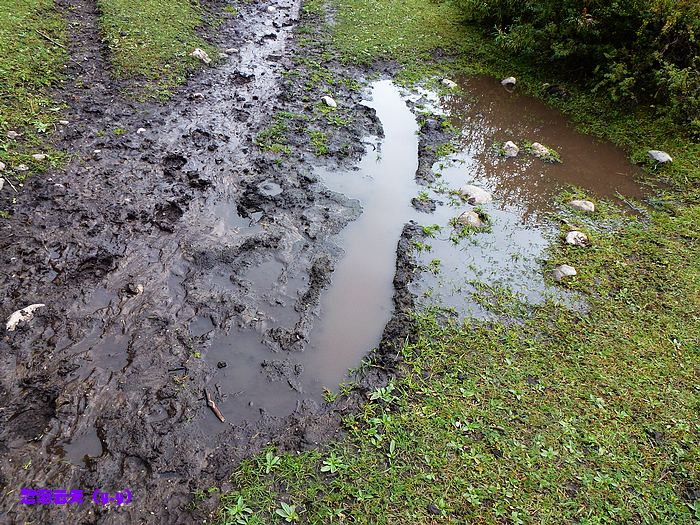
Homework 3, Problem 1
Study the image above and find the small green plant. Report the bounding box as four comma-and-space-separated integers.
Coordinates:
370, 382, 397, 403
421, 224, 441, 237
263, 450, 281, 474
428, 258, 441, 274
416, 190, 430, 202
321, 452, 348, 473
113, 127, 127, 135
322, 388, 337, 403
309, 130, 329, 156
275, 502, 300, 522
414, 241, 432, 253
223, 5, 238, 15
223, 495, 253, 524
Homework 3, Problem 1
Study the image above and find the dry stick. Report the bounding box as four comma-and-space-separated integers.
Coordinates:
204, 388, 225, 423
2, 176, 18, 193
35, 29, 65, 49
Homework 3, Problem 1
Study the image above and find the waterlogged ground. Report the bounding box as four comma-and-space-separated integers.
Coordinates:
1, 0, 685, 523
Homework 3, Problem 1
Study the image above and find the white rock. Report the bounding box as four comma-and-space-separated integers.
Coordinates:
569, 199, 595, 213
503, 140, 519, 158
442, 79, 458, 89
190, 48, 212, 64
192, 92, 205, 100
59, 120, 69, 125
456, 211, 484, 229
267, 5, 277, 12
7, 131, 19, 139
0, 161, 5, 171
15, 164, 29, 172
322, 96, 337, 108
0, 179, 3, 192
501, 76, 517, 87
552, 264, 577, 282
459, 184, 493, 205
31, 154, 47, 161
136, 128, 146, 134
648, 150, 672, 163
565, 231, 588, 246
6, 304, 45, 332
93, 149, 102, 155
530, 142, 550, 158
225, 48, 239, 54
218, 52, 229, 59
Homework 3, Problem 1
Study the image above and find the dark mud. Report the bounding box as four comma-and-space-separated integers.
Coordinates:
0, 1, 408, 523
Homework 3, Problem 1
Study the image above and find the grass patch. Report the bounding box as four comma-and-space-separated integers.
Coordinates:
0, 0, 67, 203
97, 0, 217, 98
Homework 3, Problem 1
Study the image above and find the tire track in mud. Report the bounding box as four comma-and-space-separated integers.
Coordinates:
0, 1, 409, 522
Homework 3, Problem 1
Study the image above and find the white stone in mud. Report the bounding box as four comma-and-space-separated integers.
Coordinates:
136, 128, 146, 134
322, 95, 337, 108
59, 120, 69, 125
7, 130, 19, 139
0, 161, 5, 171
648, 150, 672, 163
565, 230, 588, 246
219, 52, 229, 59
552, 264, 577, 282
267, 5, 277, 12
15, 164, 29, 172
501, 76, 517, 87
459, 184, 493, 204
6, 304, 45, 332
530, 142, 550, 158
190, 48, 211, 64
503, 140, 519, 157
456, 211, 484, 228
31, 154, 47, 161
442, 79, 458, 89
569, 199, 595, 213
225, 48, 239, 54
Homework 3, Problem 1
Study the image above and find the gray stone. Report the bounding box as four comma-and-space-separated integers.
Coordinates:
648, 150, 672, 163
15, 164, 29, 172
503, 140, 519, 158
7, 131, 19, 139
459, 184, 493, 205
322, 95, 337, 108
442, 79, 458, 89
190, 48, 211, 64
565, 230, 588, 246
552, 264, 577, 282
58, 120, 69, 125
501, 76, 517, 87
530, 142, 550, 158
31, 154, 47, 161
569, 199, 595, 213
0, 161, 5, 171
455, 211, 484, 229
267, 5, 276, 12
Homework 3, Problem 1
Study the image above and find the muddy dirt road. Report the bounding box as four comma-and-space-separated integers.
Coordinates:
0, 1, 403, 522
0, 0, 647, 522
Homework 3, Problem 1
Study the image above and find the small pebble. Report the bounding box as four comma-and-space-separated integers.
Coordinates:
569, 199, 595, 213
322, 95, 337, 108
501, 76, 517, 87
441, 79, 458, 89
15, 164, 29, 172
565, 230, 588, 246
552, 264, 577, 282
31, 154, 47, 161
7, 131, 19, 139
648, 150, 672, 164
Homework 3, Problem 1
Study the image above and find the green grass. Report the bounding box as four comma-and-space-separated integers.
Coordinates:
0, 0, 67, 196
215, 0, 700, 522
97, 0, 217, 97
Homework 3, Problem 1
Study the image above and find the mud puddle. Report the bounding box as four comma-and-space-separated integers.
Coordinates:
300, 80, 419, 390
403, 76, 645, 316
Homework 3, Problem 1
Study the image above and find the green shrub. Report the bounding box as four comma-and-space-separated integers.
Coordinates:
455, 0, 700, 136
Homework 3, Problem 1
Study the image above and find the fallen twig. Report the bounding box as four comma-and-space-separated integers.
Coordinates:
35, 29, 66, 49
204, 388, 225, 423
2, 176, 18, 194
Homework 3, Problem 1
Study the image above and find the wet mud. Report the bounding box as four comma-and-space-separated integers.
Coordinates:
0, 2, 649, 523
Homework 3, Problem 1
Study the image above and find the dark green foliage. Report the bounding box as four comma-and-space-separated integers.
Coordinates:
455, 0, 700, 136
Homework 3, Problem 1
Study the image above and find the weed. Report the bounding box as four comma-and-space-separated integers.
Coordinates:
321, 452, 348, 473
275, 502, 300, 522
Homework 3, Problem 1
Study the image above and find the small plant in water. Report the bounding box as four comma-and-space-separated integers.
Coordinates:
275, 502, 300, 522
416, 190, 430, 202
321, 451, 348, 473
421, 224, 441, 237
262, 450, 281, 474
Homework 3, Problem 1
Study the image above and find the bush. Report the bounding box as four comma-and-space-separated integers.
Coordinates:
455, 0, 700, 135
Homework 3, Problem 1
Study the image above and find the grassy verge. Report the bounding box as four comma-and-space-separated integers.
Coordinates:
0, 0, 67, 214
97, 0, 220, 98
215, 0, 699, 522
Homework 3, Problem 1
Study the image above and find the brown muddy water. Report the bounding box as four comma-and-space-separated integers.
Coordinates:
405, 76, 645, 316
